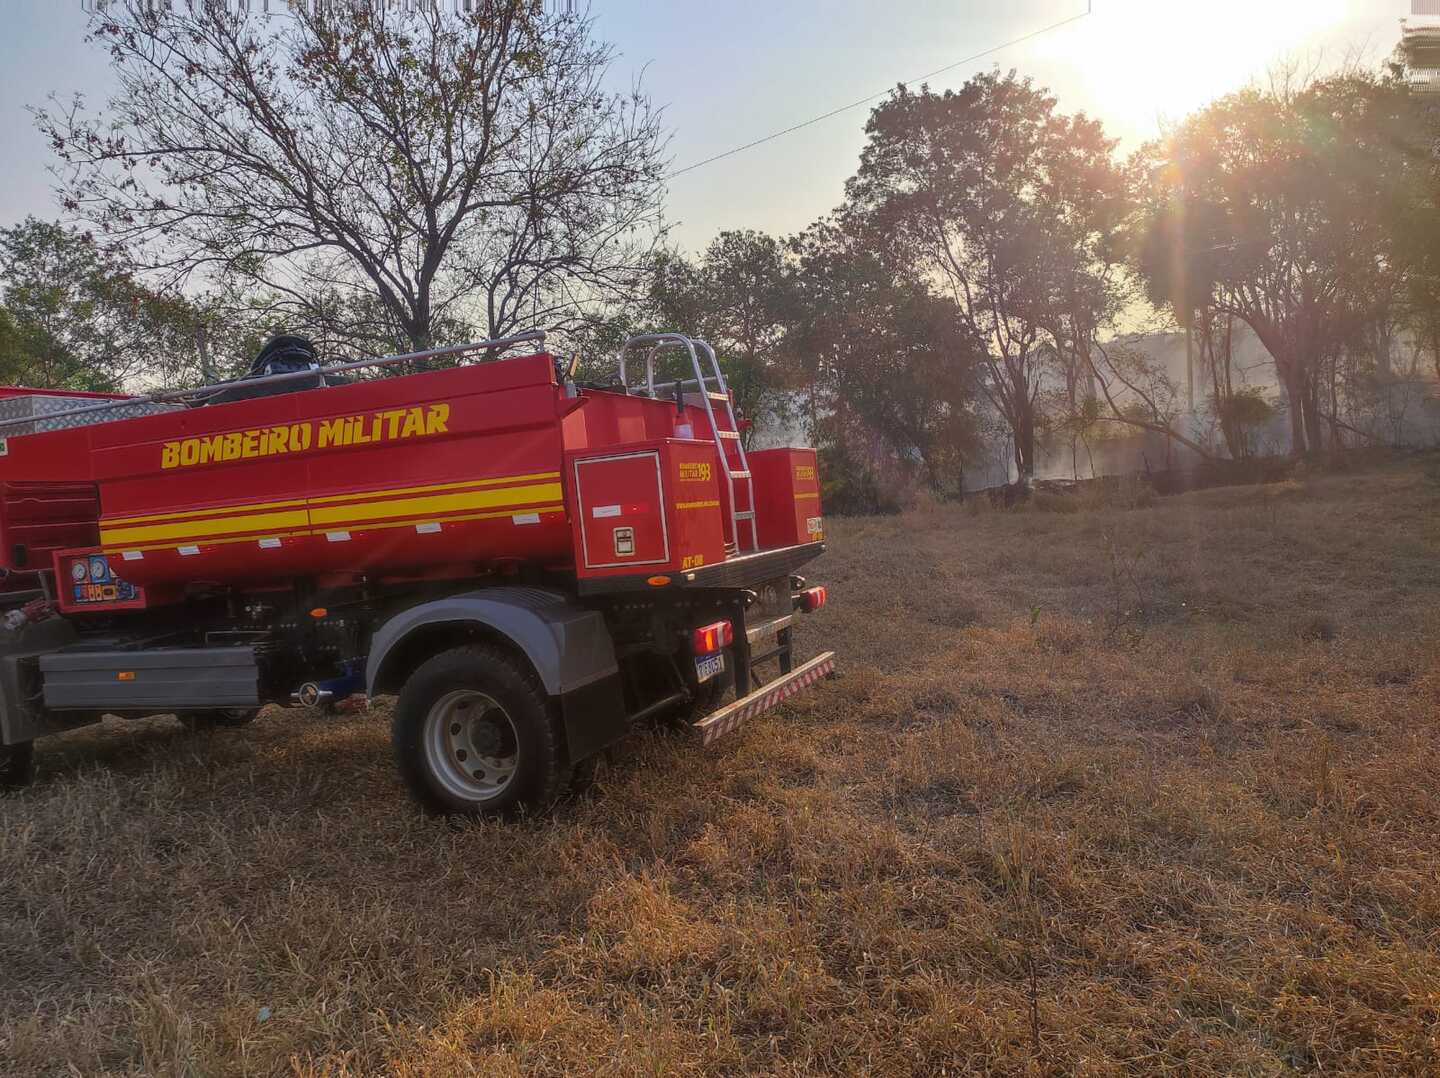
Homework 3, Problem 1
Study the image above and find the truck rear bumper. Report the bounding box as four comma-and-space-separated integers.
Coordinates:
692, 650, 835, 746
575, 542, 825, 596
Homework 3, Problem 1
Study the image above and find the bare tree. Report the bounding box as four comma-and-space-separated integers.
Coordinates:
1088, 338, 1213, 462
38, 3, 667, 354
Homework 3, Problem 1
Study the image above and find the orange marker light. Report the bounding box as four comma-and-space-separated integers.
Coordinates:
691, 620, 734, 655
646, 576, 671, 587
309, 607, 328, 618
117, 671, 136, 681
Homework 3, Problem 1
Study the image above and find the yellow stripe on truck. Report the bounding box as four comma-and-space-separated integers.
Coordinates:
100, 506, 569, 555
99, 472, 565, 544
100, 508, 311, 547
100, 482, 563, 546
308, 481, 564, 528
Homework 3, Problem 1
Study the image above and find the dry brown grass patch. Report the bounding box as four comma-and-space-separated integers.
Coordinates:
3, 454, 1440, 1074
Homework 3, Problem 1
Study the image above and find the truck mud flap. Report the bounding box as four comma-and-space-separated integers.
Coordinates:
692, 651, 835, 747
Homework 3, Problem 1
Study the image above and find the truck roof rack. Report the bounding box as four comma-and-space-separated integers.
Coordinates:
0, 331, 547, 436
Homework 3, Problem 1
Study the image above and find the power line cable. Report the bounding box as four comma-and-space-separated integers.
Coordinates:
667, 1, 1093, 180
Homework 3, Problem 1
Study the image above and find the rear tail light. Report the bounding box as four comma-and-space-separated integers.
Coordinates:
798, 586, 827, 613
692, 620, 734, 654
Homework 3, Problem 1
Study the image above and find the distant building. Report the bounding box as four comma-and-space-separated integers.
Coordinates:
1398, 1, 1440, 93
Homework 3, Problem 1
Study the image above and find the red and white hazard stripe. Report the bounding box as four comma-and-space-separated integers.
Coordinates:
695, 651, 836, 747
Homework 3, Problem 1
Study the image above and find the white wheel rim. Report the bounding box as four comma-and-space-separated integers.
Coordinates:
422, 690, 520, 803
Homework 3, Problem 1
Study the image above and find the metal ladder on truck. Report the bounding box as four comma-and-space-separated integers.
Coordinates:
618, 333, 759, 554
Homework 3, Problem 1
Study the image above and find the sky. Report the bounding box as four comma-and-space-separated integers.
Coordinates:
0, 1, 1418, 254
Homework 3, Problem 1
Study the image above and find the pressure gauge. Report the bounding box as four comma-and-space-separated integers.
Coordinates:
89, 555, 110, 583
70, 560, 89, 583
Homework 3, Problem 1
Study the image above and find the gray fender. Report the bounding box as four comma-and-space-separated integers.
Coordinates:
365, 587, 618, 698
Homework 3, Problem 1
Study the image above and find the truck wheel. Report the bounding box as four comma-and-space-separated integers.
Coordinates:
0, 741, 35, 791
393, 644, 565, 816
178, 708, 260, 732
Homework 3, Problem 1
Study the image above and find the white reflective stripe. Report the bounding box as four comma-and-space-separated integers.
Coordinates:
326, 531, 351, 542
512, 513, 540, 525
415, 522, 442, 534
178, 545, 200, 556
592, 504, 621, 518
696, 652, 836, 746
258, 538, 282, 549
121, 550, 144, 562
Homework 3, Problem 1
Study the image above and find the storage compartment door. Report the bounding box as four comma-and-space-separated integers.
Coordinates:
749, 448, 824, 549
572, 451, 669, 572
40, 647, 260, 711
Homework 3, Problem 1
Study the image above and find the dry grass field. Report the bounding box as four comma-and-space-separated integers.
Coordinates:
3, 455, 1440, 1076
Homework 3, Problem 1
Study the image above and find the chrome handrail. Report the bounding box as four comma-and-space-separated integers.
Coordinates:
0, 331, 548, 435
617, 332, 758, 552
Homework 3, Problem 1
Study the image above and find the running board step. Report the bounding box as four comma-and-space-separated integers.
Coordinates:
693, 651, 836, 746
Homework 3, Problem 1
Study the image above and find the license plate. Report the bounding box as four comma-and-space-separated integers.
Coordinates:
695, 652, 725, 683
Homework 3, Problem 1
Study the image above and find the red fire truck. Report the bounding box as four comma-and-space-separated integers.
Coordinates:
0, 332, 833, 815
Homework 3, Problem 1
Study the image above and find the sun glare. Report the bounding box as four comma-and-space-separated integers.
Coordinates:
1040, 0, 1351, 141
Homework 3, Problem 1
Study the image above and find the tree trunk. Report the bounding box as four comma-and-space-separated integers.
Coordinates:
1300, 374, 1323, 459
1327, 356, 1343, 461
1013, 405, 1036, 482
1279, 361, 1309, 457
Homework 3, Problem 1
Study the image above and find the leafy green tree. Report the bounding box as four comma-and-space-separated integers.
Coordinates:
1133, 74, 1423, 456
842, 72, 1127, 480
789, 219, 984, 496
647, 232, 797, 427
0, 307, 37, 384
1382, 86, 1440, 387
0, 217, 204, 391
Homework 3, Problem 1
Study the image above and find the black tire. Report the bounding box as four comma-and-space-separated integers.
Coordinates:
0, 741, 35, 791
178, 708, 261, 732
392, 644, 566, 817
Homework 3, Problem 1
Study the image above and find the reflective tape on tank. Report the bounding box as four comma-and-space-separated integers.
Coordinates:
98, 471, 563, 548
